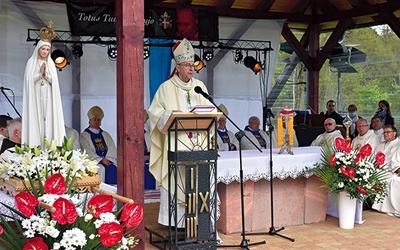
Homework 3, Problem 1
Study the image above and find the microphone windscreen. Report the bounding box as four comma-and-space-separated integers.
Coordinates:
194, 86, 202, 93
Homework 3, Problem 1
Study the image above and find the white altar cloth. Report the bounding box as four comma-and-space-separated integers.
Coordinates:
217, 146, 322, 184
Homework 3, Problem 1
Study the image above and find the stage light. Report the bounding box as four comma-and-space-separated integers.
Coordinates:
203, 50, 213, 61
51, 49, 68, 70
107, 45, 117, 60
72, 43, 83, 59
194, 54, 204, 73
243, 56, 262, 74
144, 47, 150, 60
234, 50, 243, 63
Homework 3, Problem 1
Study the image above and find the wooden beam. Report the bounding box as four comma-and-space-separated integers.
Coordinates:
220, 0, 236, 8
317, 0, 400, 23
315, 18, 354, 70
347, 0, 370, 8
308, 22, 320, 114
316, 0, 340, 15
115, 1, 145, 249
258, 0, 276, 11
267, 26, 310, 107
281, 23, 314, 70
290, 0, 310, 15
379, 11, 400, 39
152, 3, 314, 23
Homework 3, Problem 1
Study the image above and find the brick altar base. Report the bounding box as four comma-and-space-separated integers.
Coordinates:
217, 175, 328, 234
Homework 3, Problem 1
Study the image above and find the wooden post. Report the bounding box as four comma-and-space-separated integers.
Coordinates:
115, 0, 145, 249
308, 23, 320, 114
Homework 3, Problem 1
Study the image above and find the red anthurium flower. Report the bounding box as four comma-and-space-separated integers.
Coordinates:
347, 167, 355, 179
375, 152, 386, 166
329, 154, 336, 167
357, 185, 368, 195
355, 153, 366, 163
44, 173, 66, 195
339, 165, 347, 176
51, 197, 77, 225
22, 237, 49, 250
15, 192, 39, 217
344, 140, 352, 153
359, 144, 372, 157
98, 222, 124, 247
88, 194, 114, 218
335, 137, 346, 151
121, 203, 144, 229
0, 225, 3, 235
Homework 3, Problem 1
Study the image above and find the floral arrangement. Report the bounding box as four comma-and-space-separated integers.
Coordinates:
0, 139, 144, 249
0, 173, 144, 249
311, 137, 388, 202
0, 139, 98, 184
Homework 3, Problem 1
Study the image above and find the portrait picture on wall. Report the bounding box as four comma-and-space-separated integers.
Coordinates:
145, 7, 219, 41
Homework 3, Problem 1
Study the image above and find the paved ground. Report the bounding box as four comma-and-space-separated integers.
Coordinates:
144, 202, 400, 249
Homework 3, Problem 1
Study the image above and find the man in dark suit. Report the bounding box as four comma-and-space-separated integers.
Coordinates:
324, 100, 344, 125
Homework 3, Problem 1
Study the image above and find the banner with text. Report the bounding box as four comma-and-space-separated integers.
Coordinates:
67, 1, 116, 37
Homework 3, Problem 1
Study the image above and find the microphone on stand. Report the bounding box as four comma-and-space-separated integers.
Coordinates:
194, 86, 213, 102
375, 107, 383, 116
265, 108, 275, 118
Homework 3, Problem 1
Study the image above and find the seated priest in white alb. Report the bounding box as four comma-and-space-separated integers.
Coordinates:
80, 106, 117, 185
311, 118, 343, 147
216, 104, 239, 151
241, 116, 271, 150
373, 125, 400, 215
351, 119, 379, 152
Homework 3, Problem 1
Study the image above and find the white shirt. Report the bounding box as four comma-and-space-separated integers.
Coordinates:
351, 130, 379, 152
311, 130, 343, 147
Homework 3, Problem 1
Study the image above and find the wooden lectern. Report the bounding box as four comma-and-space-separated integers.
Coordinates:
165, 112, 221, 249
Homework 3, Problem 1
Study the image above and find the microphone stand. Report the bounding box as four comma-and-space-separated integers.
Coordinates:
197, 93, 266, 249
245, 109, 295, 242
1, 88, 22, 118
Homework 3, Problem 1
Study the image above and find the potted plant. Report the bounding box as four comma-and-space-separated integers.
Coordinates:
311, 137, 388, 228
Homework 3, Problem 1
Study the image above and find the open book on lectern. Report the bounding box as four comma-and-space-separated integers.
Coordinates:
190, 105, 215, 114
161, 112, 222, 133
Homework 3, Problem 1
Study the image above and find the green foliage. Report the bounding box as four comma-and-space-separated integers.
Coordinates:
308, 142, 388, 203
274, 26, 400, 121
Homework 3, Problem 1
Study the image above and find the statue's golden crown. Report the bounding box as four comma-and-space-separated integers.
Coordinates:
40, 20, 57, 42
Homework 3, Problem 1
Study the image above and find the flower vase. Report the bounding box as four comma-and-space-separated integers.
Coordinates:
338, 191, 357, 229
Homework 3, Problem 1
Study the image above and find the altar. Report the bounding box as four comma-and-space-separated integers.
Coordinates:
216, 146, 328, 234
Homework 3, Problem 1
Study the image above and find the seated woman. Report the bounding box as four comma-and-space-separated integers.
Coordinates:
376, 100, 394, 128
80, 106, 117, 184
